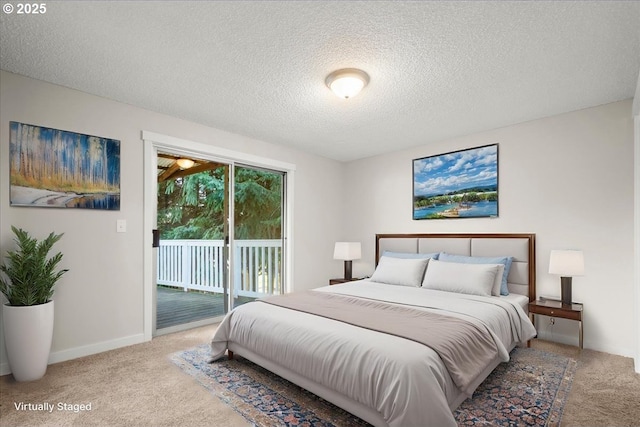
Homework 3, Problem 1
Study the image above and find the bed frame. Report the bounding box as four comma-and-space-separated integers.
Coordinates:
228, 232, 536, 427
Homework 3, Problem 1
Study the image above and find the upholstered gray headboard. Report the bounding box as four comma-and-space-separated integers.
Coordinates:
376, 233, 536, 301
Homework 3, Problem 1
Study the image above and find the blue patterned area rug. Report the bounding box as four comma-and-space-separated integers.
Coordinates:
171, 345, 576, 427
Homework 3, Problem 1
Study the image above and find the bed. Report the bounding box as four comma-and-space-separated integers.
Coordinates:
211, 233, 537, 427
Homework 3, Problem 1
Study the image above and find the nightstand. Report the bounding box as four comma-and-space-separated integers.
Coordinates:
528, 298, 583, 349
329, 278, 361, 286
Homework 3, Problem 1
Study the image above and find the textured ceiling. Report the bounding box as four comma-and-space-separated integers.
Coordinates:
1, 1, 639, 162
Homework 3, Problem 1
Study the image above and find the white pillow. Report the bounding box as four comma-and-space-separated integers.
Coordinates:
370, 256, 430, 287
438, 259, 503, 296
421, 259, 500, 296
491, 264, 505, 296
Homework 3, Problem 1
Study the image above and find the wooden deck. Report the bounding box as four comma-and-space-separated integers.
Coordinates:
156, 286, 254, 330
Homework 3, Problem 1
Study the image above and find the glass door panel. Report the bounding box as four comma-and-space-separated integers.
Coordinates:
155, 152, 230, 330
232, 165, 284, 309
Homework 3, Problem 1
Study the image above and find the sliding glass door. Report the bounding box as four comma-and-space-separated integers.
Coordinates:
154, 154, 285, 331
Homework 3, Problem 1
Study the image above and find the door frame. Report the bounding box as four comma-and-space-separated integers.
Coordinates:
142, 131, 295, 340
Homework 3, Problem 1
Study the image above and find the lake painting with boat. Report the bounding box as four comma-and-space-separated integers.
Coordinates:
413, 144, 498, 220
9, 122, 120, 210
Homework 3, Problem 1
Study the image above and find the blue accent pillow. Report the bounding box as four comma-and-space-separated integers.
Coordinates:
383, 251, 439, 260
438, 252, 513, 295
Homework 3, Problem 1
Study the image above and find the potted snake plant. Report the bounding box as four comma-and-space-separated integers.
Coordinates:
0, 226, 68, 381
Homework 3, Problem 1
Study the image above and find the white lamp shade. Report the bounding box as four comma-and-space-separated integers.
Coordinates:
549, 250, 584, 276
333, 242, 362, 261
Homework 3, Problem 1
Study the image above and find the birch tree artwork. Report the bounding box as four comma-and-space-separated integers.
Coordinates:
9, 122, 121, 210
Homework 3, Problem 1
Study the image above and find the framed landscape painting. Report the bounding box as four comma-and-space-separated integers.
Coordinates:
413, 144, 498, 220
9, 121, 121, 210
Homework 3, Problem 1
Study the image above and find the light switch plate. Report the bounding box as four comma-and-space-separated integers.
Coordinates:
116, 219, 127, 233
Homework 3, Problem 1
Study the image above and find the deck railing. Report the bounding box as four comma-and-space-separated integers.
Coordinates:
157, 239, 282, 298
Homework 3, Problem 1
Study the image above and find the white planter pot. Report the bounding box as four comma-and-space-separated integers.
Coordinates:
3, 300, 54, 382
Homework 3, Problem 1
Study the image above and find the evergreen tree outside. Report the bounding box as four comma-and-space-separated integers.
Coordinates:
157, 165, 282, 241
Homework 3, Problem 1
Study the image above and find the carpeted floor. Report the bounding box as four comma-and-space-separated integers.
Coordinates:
1, 324, 639, 427
171, 344, 577, 426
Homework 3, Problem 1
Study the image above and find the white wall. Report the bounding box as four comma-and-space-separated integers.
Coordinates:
0, 71, 346, 374
344, 100, 635, 357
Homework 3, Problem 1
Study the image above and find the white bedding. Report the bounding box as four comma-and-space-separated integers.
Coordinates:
211, 280, 536, 427
501, 292, 530, 310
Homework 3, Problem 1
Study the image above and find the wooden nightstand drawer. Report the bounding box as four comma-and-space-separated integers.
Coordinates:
530, 304, 581, 321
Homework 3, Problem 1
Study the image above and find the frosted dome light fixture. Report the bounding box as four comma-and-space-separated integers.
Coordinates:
326, 68, 369, 99
176, 158, 195, 169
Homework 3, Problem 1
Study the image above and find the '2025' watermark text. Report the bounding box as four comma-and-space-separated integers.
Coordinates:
3, 3, 47, 14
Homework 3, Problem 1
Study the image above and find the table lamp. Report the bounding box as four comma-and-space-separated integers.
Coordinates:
333, 242, 362, 280
549, 250, 584, 305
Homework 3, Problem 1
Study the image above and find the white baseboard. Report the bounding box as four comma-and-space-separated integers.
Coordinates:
0, 333, 147, 377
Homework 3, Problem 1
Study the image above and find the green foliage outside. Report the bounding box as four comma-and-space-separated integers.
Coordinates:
158, 166, 282, 240
0, 226, 68, 306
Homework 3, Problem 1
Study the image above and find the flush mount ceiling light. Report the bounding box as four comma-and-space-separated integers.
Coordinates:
176, 158, 195, 169
325, 68, 370, 99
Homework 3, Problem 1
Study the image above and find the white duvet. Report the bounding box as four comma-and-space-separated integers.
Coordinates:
211, 280, 536, 427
